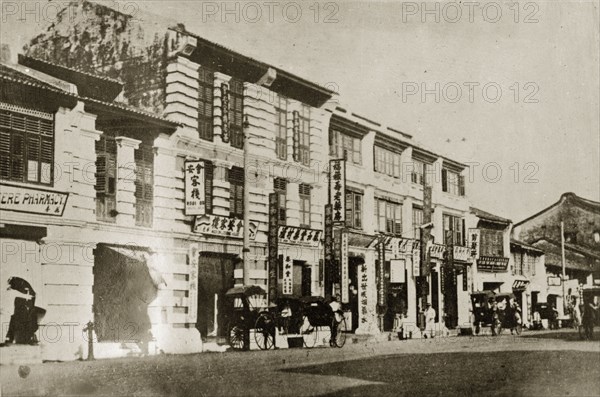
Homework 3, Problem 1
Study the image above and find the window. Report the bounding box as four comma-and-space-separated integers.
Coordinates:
514, 252, 524, 276
345, 191, 363, 229
375, 199, 402, 235
443, 214, 465, 246
95, 132, 117, 222
442, 169, 465, 196
198, 66, 214, 141
0, 108, 54, 185
480, 228, 504, 256
330, 130, 361, 165
293, 105, 310, 166
229, 166, 244, 218
134, 145, 154, 227
275, 96, 287, 160
229, 79, 244, 149
299, 183, 311, 228
374, 146, 401, 178
274, 177, 287, 225
413, 207, 424, 240
411, 160, 430, 186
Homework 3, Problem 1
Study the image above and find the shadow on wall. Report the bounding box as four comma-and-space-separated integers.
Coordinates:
93, 245, 157, 346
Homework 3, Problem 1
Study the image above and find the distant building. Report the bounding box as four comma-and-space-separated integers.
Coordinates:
512, 193, 600, 314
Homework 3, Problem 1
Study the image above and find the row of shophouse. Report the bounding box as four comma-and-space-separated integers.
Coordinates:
1, 1, 599, 362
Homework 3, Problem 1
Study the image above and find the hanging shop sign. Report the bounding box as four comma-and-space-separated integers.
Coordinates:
340, 229, 349, 303
184, 161, 206, 215
463, 264, 470, 292
329, 159, 346, 223
268, 193, 279, 304
282, 255, 293, 295
377, 236, 387, 308
0, 183, 68, 216
477, 256, 509, 272
193, 214, 258, 240
359, 262, 368, 324
324, 204, 334, 294
412, 248, 420, 277
547, 276, 561, 286
390, 259, 406, 283
468, 228, 480, 259
221, 83, 230, 143
453, 246, 472, 262
512, 279, 530, 290
187, 243, 199, 323
430, 244, 446, 259
278, 226, 322, 247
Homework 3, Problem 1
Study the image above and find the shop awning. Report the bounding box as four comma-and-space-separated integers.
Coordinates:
512, 277, 530, 291
104, 245, 166, 288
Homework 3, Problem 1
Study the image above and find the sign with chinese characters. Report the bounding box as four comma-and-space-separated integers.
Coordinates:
377, 236, 386, 308
0, 183, 68, 216
412, 249, 420, 277
340, 230, 349, 303
453, 246, 472, 262
468, 229, 480, 259
221, 83, 230, 143
184, 161, 205, 215
278, 226, 322, 247
360, 262, 368, 324
268, 193, 279, 304
282, 255, 293, 295
390, 259, 405, 283
324, 204, 334, 294
187, 243, 199, 323
430, 244, 446, 259
477, 256, 509, 272
463, 265, 470, 291
329, 159, 346, 223
513, 279, 530, 290
193, 215, 258, 240
547, 276, 561, 286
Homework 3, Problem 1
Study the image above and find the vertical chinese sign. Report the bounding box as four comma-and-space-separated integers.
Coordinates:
282, 255, 293, 295
468, 229, 480, 259
221, 83, 230, 143
184, 161, 206, 215
187, 243, 199, 323
324, 204, 334, 297
420, 185, 433, 276
329, 159, 346, 223
268, 193, 279, 304
377, 235, 386, 309
340, 229, 349, 303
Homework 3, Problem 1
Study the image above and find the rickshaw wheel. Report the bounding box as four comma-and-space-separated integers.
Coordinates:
333, 317, 348, 348
254, 313, 275, 350
301, 315, 317, 348
228, 323, 247, 351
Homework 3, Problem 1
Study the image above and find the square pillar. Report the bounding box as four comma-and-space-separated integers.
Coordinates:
115, 136, 140, 227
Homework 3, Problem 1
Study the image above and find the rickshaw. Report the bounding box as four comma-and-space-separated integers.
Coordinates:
224, 285, 267, 351
470, 291, 522, 336
253, 295, 348, 349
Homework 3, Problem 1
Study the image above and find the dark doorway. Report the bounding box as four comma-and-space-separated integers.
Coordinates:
301, 264, 311, 297
431, 270, 439, 323
443, 266, 458, 328
196, 253, 236, 340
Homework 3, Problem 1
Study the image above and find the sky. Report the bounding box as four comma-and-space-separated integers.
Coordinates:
1, 0, 599, 222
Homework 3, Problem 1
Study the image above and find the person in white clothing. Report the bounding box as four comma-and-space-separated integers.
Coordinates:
424, 303, 436, 339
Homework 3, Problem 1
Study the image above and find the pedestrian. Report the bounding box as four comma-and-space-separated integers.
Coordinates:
423, 303, 436, 339
582, 298, 599, 340
329, 295, 343, 346
1, 278, 35, 346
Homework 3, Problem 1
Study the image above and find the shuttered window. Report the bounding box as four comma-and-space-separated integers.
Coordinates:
275, 96, 287, 160
442, 169, 465, 196
274, 177, 287, 225
293, 105, 310, 166
95, 133, 117, 222
198, 66, 214, 141
134, 145, 153, 227
0, 108, 54, 185
229, 79, 244, 149
299, 183, 311, 228
443, 214, 466, 246
229, 166, 244, 219
376, 199, 402, 236
374, 146, 401, 178
345, 191, 363, 229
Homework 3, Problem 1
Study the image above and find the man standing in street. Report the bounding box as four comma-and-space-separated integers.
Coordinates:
424, 303, 436, 339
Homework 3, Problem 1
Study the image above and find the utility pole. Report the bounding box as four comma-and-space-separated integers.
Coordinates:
243, 115, 251, 286
561, 221, 566, 314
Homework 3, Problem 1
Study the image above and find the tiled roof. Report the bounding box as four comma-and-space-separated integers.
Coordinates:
470, 207, 512, 224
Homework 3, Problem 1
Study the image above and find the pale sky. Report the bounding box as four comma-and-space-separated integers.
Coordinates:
2, 0, 599, 222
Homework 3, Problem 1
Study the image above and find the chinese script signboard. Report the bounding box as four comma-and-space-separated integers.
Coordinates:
340, 230, 349, 303
184, 161, 205, 215
187, 243, 199, 323
468, 229, 480, 259
477, 256, 509, 272
278, 226, 322, 246
193, 214, 258, 240
268, 193, 279, 304
282, 255, 293, 295
329, 159, 346, 223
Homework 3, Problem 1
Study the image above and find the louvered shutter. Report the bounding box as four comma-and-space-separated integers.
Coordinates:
0, 129, 10, 179
458, 175, 465, 196
204, 160, 214, 214
10, 133, 25, 181
441, 168, 448, 192
95, 155, 107, 193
